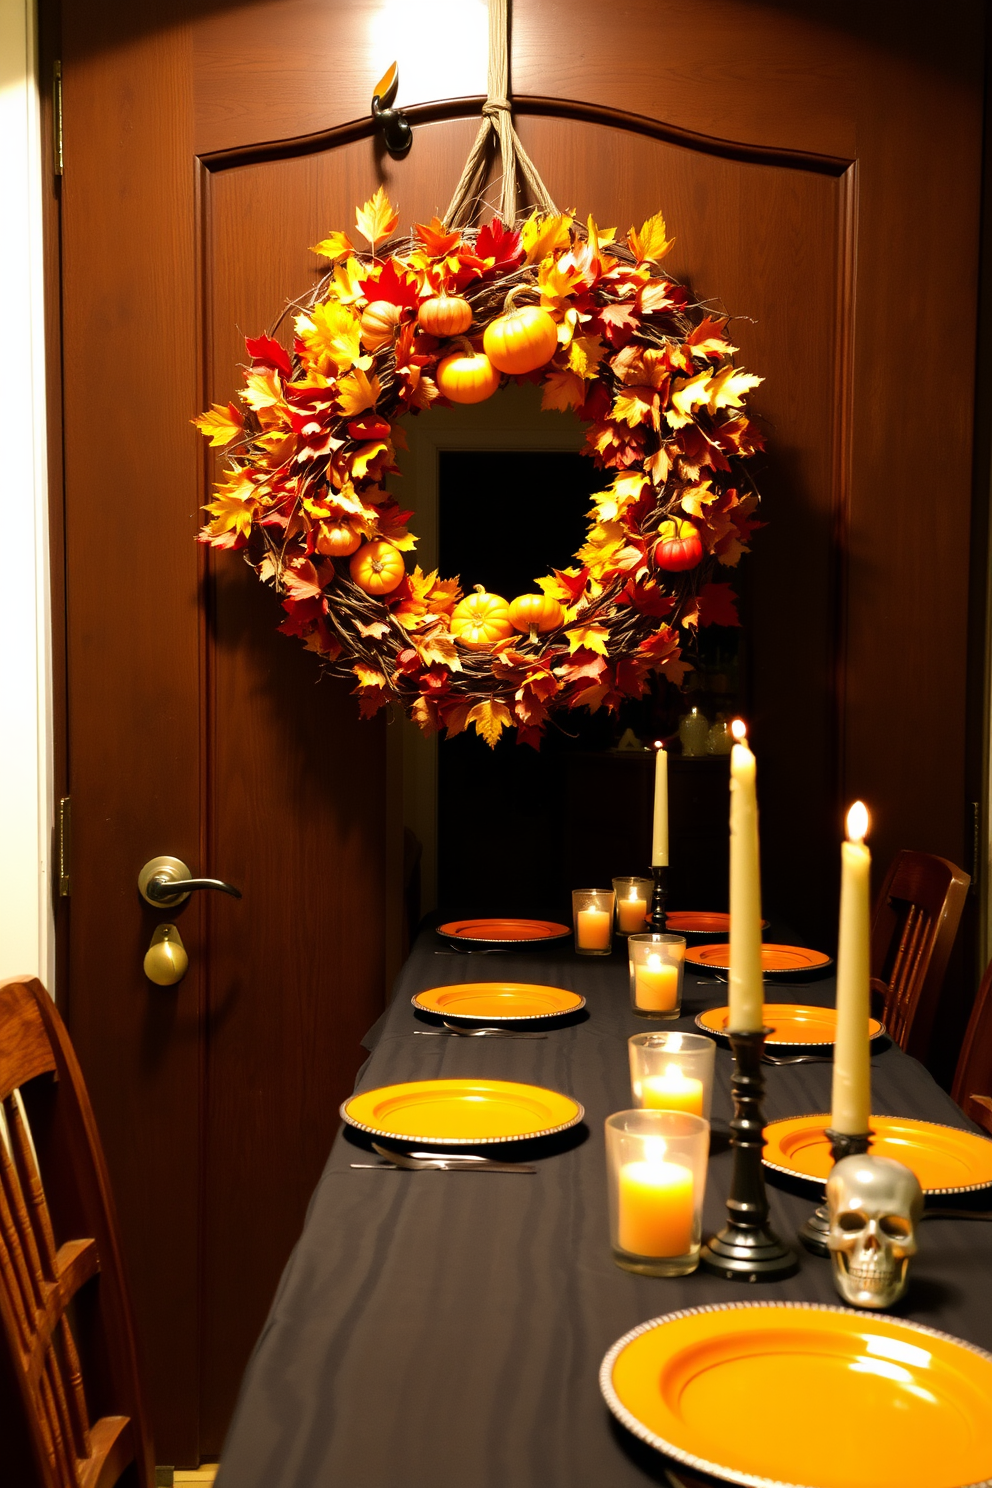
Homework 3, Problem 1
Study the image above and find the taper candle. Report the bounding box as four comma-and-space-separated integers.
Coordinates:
651, 743, 669, 867
728, 721, 764, 1032
831, 801, 872, 1135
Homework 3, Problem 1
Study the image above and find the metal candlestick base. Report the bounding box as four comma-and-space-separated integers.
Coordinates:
649, 865, 669, 932
799, 1128, 873, 1257
700, 1028, 800, 1282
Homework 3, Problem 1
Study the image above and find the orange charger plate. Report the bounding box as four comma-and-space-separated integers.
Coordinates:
600, 1301, 992, 1488
696, 1003, 884, 1047
763, 1113, 992, 1194
412, 982, 584, 1022
437, 917, 571, 944
666, 912, 768, 936
340, 1078, 584, 1145
685, 942, 832, 973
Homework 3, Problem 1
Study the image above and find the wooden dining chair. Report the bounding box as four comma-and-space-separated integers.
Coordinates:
869, 849, 970, 1059
951, 959, 992, 1137
0, 976, 154, 1488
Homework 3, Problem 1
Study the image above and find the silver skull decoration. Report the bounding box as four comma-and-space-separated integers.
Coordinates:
827, 1154, 923, 1309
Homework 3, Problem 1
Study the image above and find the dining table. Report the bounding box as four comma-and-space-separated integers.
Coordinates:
214, 921, 992, 1488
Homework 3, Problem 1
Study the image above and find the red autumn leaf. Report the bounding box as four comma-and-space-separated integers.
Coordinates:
358, 258, 421, 310
475, 217, 523, 274
558, 650, 608, 684
245, 333, 292, 377
622, 578, 676, 618
597, 301, 639, 348
696, 581, 741, 628
347, 415, 391, 441
551, 566, 590, 605
277, 595, 324, 636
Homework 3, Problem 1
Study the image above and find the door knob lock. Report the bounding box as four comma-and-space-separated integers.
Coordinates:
138, 855, 242, 907
144, 924, 188, 986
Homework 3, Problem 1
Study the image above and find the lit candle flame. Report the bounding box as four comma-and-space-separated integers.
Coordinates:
627, 887, 639, 902
654, 739, 665, 751
731, 717, 747, 742
666, 1032, 683, 1052
846, 800, 869, 844
647, 953, 662, 972
644, 1136, 667, 1165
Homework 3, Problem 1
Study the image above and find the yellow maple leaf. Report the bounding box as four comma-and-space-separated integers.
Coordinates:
669, 369, 713, 423
707, 365, 763, 412
240, 368, 283, 411
467, 699, 513, 748
541, 369, 585, 412
336, 368, 381, 417
680, 481, 717, 519
576, 522, 626, 577
414, 630, 463, 672
192, 402, 244, 447
612, 386, 660, 430
521, 209, 574, 264
565, 624, 610, 656
355, 186, 399, 248
202, 470, 258, 538
324, 256, 367, 307
538, 255, 587, 311
353, 663, 388, 689
295, 303, 368, 376
567, 335, 607, 381
310, 229, 354, 261
627, 210, 674, 264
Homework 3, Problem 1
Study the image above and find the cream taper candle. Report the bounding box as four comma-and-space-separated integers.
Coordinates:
728, 721, 764, 1032
651, 743, 669, 867
831, 801, 872, 1135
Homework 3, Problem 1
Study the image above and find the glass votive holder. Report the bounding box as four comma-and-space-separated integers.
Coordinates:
572, 889, 615, 955
628, 932, 686, 1018
628, 1031, 716, 1121
605, 1109, 710, 1276
612, 876, 652, 936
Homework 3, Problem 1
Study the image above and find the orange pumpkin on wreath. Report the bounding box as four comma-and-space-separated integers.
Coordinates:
196, 190, 765, 749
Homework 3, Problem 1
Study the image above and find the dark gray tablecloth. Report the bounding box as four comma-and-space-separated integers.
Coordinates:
215, 929, 992, 1488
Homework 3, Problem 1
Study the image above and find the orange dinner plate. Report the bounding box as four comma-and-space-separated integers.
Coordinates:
685, 942, 832, 973
600, 1301, 992, 1488
666, 912, 768, 936
412, 982, 584, 1022
340, 1078, 583, 1145
696, 1003, 884, 1047
437, 918, 571, 945
763, 1113, 992, 1194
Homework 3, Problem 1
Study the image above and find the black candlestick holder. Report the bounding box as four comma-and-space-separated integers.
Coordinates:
798, 1128, 873, 1256
700, 1027, 800, 1281
649, 865, 669, 932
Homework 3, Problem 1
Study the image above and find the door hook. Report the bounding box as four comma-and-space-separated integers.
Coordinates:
371, 62, 411, 157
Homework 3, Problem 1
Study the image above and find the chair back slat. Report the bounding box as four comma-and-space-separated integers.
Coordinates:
0, 978, 154, 1488
870, 850, 970, 1058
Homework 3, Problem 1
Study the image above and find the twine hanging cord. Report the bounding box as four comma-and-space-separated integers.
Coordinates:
444, 0, 557, 227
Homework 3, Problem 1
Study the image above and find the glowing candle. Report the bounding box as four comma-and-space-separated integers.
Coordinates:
576, 908, 611, 950
831, 801, 872, 1135
618, 1139, 694, 1257
641, 1064, 704, 1116
728, 720, 764, 1032
618, 887, 648, 933
635, 953, 679, 1011
652, 742, 669, 867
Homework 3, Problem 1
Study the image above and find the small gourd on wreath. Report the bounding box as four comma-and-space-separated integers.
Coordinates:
195, 185, 764, 749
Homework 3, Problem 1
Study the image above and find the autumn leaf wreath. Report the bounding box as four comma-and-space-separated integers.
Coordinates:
195, 188, 765, 748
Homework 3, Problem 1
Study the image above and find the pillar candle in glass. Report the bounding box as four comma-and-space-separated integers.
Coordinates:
605, 1109, 710, 1276
628, 932, 685, 1018
831, 801, 873, 1135
612, 877, 652, 935
628, 1031, 715, 1120
572, 888, 615, 955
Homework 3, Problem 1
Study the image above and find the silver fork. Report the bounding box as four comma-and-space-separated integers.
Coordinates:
414, 1021, 546, 1039
347, 1142, 535, 1174
762, 1054, 832, 1065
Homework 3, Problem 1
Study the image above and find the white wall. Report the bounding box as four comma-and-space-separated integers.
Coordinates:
0, 0, 53, 987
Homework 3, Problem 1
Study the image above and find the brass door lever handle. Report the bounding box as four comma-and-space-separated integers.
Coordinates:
138, 855, 242, 907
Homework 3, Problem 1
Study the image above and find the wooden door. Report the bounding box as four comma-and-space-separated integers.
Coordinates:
55, 0, 986, 1465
